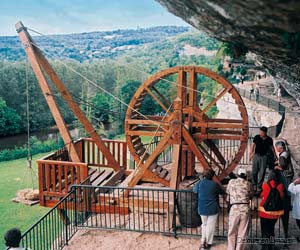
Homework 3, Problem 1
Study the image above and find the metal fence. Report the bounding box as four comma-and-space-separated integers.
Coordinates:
71, 185, 287, 239
20, 184, 293, 249
20, 191, 77, 250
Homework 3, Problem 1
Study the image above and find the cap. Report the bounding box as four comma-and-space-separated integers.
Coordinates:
238, 168, 247, 176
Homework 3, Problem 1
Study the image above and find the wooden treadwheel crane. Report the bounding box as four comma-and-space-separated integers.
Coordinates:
16, 21, 249, 193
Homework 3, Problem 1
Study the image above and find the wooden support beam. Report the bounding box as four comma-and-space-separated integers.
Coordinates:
188, 68, 197, 107
204, 139, 226, 166
127, 128, 173, 188
143, 169, 170, 187
16, 21, 120, 170
177, 69, 187, 107
170, 144, 181, 190
36, 53, 120, 170
16, 22, 80, 162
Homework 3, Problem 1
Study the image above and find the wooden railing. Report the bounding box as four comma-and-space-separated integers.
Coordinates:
37, 138, 128, 206
37, 159, 88, 206
81, 138, 127, 169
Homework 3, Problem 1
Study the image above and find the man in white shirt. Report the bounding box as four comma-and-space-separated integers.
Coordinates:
288, 178, 300, 242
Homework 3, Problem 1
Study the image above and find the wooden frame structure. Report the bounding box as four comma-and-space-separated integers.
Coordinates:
16, 22, 249, 213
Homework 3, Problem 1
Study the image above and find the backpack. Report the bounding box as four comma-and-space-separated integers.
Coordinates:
263, 182, 283, 211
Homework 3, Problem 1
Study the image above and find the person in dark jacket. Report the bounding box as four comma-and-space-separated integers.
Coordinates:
258, 171, 284, 250
193, 169, 224, 249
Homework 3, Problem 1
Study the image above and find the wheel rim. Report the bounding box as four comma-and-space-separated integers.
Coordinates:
125, 66, 249, 185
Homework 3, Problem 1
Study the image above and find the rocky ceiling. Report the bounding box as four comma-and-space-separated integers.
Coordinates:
156, 0, 300, 105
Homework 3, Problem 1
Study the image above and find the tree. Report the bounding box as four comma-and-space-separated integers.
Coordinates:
91, 93, 111, 125
0, 97, 22, 136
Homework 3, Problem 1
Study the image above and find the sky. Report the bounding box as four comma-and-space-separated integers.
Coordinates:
0, 0, 189, 36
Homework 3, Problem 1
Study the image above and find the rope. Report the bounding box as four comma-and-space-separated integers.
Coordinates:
26, 61, 36, 190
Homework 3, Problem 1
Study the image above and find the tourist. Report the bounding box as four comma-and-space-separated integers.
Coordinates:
288, 178, 300, 242
254, 83, 260, 102
241, 75, 245, 84
250, 84, 254, 95
4, 228, 29, 250
227, 168, 253, 250
236, 74, 241, 84
250, 126, 277, 193
258, 171, 284, 250
276, 86, 282, 102
274, 141, 294, 240
193, 169, 224, 249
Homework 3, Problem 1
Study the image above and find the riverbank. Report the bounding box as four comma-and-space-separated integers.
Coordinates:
0, 153, 50, 247
0, 126, 79, 151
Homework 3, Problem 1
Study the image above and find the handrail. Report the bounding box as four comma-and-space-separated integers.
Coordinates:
21, 190, 77, 249
37, 159, 88, 166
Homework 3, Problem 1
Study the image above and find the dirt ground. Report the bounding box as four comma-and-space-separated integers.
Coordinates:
64, 229, 227, 250
63, 228, 300, 250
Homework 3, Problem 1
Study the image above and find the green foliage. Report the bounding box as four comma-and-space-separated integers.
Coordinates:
0, 136, 64, 162
0, 97, 22, 136
91, 93, 111, 124
240, 67, 247, 76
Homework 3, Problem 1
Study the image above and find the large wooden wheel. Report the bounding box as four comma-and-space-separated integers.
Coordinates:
125, 66, 248, 188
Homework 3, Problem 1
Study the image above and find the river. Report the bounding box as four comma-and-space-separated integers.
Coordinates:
0, 127, 80, 151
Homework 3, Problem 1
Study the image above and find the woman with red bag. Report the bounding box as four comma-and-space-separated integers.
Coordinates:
258, 171, 284, 250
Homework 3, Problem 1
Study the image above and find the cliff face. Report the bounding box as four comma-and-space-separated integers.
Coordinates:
156, 0, 300, 104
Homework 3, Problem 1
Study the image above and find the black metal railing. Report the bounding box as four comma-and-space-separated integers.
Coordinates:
20, 184, 294, 249
71, 185, 287, 238
20, 191, 77, 250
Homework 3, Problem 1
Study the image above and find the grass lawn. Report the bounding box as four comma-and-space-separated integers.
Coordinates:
0, 153, 50, 247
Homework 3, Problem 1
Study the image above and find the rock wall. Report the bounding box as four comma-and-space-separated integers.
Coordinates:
156, 0, 300, 104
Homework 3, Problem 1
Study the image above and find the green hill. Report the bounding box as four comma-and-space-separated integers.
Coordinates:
0, 27, 221, 138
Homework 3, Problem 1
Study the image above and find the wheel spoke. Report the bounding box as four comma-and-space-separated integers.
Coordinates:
182, 127, 210, 169
201, 87, 231, 114
151, 86, 172, 107
198, 143, 224, 171
203, 139, 226, 166
145, 86, 170, 113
